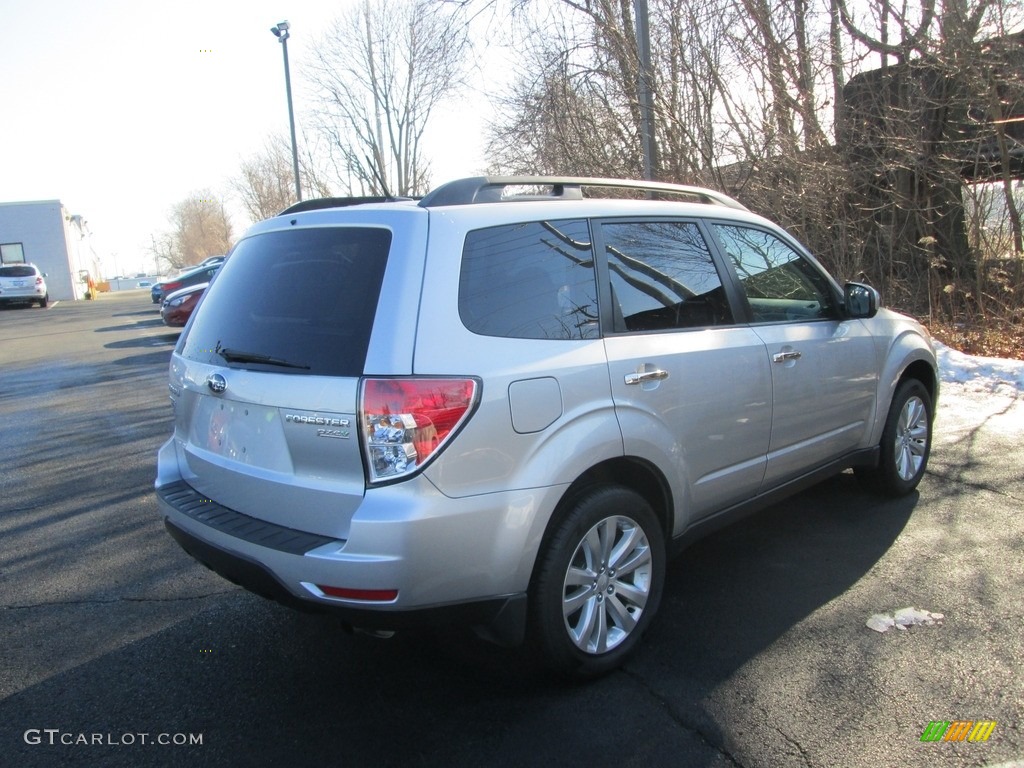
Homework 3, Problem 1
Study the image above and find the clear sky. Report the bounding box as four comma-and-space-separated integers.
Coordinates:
0, 0, 498, 276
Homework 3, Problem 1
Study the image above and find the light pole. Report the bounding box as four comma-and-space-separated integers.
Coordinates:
633, 0, 657, 182
271, 20, 302, 202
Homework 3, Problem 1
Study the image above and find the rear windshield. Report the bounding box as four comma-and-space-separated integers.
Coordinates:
179, 227, 391, 377
0, 266, 37, 277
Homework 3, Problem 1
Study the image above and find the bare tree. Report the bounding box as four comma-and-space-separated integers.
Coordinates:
148, 233, 179, 275
233, 136, 300, 223
296, 129, 338, 201
159, 190, 234, 272
837, 0, 1024, 310
487, 5, 645, 177
485, 0, 833, 180
309, 0, 470, 196
232, 133, 338, 224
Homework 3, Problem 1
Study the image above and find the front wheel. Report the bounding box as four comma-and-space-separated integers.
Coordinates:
856, 379, 933, 496
529, 485, 665, 679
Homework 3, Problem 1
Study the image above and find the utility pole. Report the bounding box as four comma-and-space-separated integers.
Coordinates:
634, 0, 658, 181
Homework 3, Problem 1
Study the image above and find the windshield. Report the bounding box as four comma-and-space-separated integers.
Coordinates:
0, 266, 37, 278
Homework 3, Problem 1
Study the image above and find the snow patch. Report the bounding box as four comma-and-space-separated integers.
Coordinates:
935, 342, 1024, 395
866, 608, 945, 633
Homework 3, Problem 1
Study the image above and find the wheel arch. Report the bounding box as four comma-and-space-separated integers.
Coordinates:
869, 329, 939, 447
525, 459, 672, 676
531, 457, 674, 586
899, 358, 938, 406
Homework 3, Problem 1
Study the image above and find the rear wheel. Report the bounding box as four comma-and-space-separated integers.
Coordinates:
38, 294, 48, 308
856, 379, 932, 496
529, 485, 665, 679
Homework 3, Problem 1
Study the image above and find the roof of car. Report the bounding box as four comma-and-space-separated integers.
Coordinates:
274, 176, 749, 217
418, 176, 749, 210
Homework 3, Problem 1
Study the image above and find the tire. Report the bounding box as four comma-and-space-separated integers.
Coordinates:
529, 485, 665, 679
856, 378, 933, 496
39, 294, 48, 308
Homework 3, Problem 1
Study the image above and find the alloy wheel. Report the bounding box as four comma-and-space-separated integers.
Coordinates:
561, 515, 653, 654
894, 394, 929, 482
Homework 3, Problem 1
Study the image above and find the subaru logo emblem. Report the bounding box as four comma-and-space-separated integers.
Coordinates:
207, 373, 227, 394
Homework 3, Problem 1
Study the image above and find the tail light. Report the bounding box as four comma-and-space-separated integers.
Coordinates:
360, 378, 478, 482
35, 277, 43, 286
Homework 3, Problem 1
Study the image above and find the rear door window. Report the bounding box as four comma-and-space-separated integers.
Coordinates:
601, 220, 734, 331
179, 227, 391, 377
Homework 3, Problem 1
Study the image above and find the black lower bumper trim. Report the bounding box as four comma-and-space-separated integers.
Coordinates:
165, 517, 308, 608
157, 480, 336, 555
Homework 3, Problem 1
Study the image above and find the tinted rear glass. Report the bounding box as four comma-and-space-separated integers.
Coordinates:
179, 227, 391, 377
459, 219, 598, 340
0, 266, 37, 278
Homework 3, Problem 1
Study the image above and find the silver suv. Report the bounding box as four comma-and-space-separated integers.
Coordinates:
156, 177, 937, 678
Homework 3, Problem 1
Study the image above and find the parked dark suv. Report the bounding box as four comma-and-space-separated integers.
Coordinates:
156, 177, 938, 677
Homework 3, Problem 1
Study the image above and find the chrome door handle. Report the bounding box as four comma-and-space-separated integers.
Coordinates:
625, 369, 669, 385
772, 351, 802, 363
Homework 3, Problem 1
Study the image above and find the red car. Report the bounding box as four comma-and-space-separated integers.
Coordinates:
160, 282, 208, 327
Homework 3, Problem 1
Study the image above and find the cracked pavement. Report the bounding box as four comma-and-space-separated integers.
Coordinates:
1, 292, 1021, 767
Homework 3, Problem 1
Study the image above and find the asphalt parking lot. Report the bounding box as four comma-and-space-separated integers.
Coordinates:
1, 291, 1021, 767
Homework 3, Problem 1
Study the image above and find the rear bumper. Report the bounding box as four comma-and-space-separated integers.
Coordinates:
0, 290, 45, 303
163, 516, 525, 643
156, 478, 535, 645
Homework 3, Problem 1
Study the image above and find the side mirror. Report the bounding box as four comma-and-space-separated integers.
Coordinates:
844, 282, 879, 319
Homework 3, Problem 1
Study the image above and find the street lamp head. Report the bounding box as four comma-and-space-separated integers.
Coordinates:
270, 20, 290, 41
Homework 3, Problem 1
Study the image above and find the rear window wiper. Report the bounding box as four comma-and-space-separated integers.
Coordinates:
216, 346, 310, 370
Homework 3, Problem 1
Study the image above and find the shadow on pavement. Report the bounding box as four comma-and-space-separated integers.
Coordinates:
0, 472, 916, 768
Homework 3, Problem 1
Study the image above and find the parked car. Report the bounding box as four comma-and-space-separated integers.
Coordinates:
160, 282, 207, 327
151, 263, 220, 304
155, 176, 938, 678
0, 264, 48, 308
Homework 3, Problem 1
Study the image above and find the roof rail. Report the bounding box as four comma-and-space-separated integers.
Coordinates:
417, 176, 748, 211
278, 196, 412, 215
